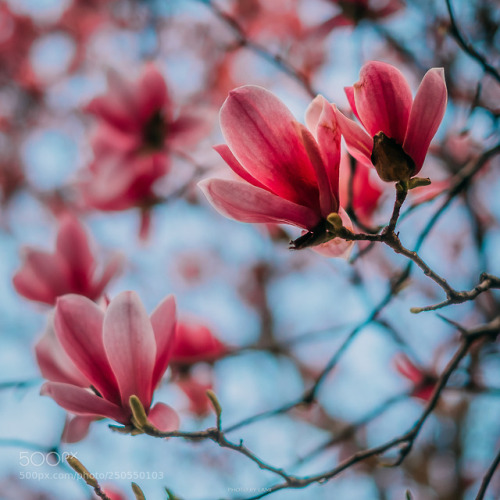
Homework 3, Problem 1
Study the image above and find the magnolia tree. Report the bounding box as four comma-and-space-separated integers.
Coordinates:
0, 0, 499, 499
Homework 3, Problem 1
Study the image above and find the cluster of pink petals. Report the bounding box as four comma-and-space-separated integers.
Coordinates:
39, 291, 179, 434
337, 61, 447, 179
81, 64, 208, 212
199, 85, 353, 258
171, 319, 227, 365
13, 215, 122, 305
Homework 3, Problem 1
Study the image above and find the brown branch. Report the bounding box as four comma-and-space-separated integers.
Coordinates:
241, 318, 500, 500
411, 273, 500, 313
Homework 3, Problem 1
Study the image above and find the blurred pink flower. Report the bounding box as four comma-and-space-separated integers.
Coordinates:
40, 291, 179, 432
13, 215, 122, 305
199, 85, 353, 258
313, 0, 404, 37
339, 154, 384, 225
176, 376, 213, 417
394, 353, 435, 401
81, 64, 210, 212
171, 319, 227, 365
337, 61, 447, 182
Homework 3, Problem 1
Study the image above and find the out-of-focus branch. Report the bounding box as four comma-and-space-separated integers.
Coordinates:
445, 0, 500, 83
193, 0, 318, 97
475, 445, 500, 500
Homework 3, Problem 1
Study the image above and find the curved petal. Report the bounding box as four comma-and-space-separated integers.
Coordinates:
103, 291, 156, 409
199, 178, 320, 230
403, 68, 447, 172
214, 144, 268, 191
150, 294, 177, 389
41, 382, 126, 423
148, 402, 179, 433
86, 69, 138, 133
334, 106, 373, 166
56, 215, 95, 292
220, 85, 319, 207
14, 249, 72, 304
305, 97, 341, 209
353, 61, 412, 144
344, 86, 361, 122
137, 64, 171, 124
62, 415, 95, 443
35, 315, 90, 387
90, 252, 124, 300
55, 295, 119, 403
297, 123, 336, 216
13, 255, 59, 305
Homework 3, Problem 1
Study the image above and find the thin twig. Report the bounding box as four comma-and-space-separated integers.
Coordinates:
445, 0, 500, 83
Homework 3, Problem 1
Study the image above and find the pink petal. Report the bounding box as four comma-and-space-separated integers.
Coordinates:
150, 294, 177, 390
334, 106, 373, 166
55, 215, 95, 292
13, 258, 58, 305
35, 316, 90, 387
214, 144, 268, 190
220, 85, 319, 208
13, 250, 73, 304
168, 107, 214, 150
305, 97, 341, 210
55, 295, 119, 403
91, 252, 124, 300
199, 178, 320, 229
344, 86, 361, 122
353, 61, 412, 144
103, 291, 156, 410
403, 68, 447, 172
62, 415, 95, 443
148, 402, 179, 432
297, 123, 336, 216
41, 382, 126, 423
136, 64, 171, 125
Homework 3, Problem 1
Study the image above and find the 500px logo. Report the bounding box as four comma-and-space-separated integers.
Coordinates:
19, 451, 77, 467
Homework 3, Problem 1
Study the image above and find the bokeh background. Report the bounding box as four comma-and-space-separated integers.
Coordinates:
0, 0, 499, 499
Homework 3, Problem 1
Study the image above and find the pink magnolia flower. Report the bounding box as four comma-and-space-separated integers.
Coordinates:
171, 319, 227, 365
81, 64, 209, 213
336, 61, 447, 182
199, 85, 353, 258
13, 215, 122, 305
40, 291, 179, 432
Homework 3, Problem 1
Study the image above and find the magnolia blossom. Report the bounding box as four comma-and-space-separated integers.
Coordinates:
13, 215, 122, 305
40, 291, 179, 432
81, 64, 209, 212
199, 85, 353, 258
171, 319, 227, 365
336, 61, 447, 182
